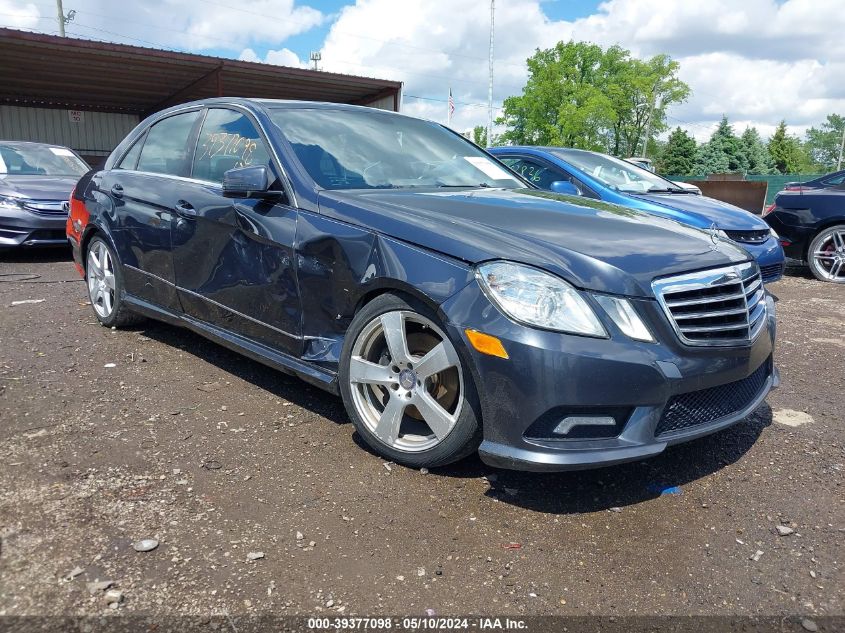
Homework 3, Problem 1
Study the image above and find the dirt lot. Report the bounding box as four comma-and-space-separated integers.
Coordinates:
0, 251, 843, 623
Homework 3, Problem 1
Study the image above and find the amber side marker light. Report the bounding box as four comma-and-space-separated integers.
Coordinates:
465, 329, 509, 359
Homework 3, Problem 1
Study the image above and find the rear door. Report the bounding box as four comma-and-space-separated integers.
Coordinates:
170, 106, 302, 356
103, 109, 202, 310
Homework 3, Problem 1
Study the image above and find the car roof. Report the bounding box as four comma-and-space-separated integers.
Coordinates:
489, 146, 597, 158
154, 97, 423, 122
0, 140, 72, 150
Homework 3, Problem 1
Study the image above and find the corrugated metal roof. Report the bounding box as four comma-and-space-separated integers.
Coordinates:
0, 28, 402, 115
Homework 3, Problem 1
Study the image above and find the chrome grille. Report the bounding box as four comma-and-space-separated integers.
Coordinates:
22, 200, 69, 216
653, 262, 766, 346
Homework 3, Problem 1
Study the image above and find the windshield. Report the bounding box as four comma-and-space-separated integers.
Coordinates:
554, 150, 681, 194
0, 144, 88, 177
268, 108, 521, 190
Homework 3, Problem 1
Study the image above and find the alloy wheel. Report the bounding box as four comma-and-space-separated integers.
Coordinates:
348, 310, 463, 453
812, 228, 845, 282
87, 240, 116, 318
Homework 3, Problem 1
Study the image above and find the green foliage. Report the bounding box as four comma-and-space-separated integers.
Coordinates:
767, 121, 813, 174
471, 125, 488, 148
498, 41, 690, 156
694, 116, 746, 174
805, 114, 845, 170
739, 127, 773, 174
656, 127, 697, 176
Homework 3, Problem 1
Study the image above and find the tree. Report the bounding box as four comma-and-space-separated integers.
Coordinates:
768, 121, 812, 173
657, 127, 697, 175
805, 114, 845, 170
694, 116, 746, 174
739, 127, 773, 174
498, 41, 689, 156
471, 125, 488, 148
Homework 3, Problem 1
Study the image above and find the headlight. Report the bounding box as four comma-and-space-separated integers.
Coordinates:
476, 261, 606, 337
0, 195, 25, 210
593, 295, 654, 342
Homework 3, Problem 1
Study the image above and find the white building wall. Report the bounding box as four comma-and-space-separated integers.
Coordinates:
0, 106, 139, 158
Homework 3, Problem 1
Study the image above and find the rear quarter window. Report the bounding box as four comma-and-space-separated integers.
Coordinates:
136, 111, 199, 177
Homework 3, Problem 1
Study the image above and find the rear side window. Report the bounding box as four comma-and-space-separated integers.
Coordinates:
192, 108, 271, 183
136, 111, 199, 177
116, 135, 144, 170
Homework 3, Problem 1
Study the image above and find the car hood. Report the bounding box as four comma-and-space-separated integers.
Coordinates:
631, 191, 769, 231
0, 175, 79, 201
317, 187, 750, 298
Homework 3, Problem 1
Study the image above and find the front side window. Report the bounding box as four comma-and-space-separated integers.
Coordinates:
0, 143, 88, 176
499, 157, 564, 189
554, 149, 682, 194
136, 111, 199, 177
193, 109, 272, 183
268, 108, 521, 190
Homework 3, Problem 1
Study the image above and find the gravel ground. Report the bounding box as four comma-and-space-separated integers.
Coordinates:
0, 251, 843, 622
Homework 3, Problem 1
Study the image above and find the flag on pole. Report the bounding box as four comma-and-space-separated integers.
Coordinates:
448, 88, 455, 124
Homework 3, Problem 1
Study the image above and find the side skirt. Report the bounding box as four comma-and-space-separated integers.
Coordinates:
123, 294, 340, 395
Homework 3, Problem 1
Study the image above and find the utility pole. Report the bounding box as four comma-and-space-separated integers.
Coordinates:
56, 0, 65, 36
641, 97, 656, 159
837, 123, 845, 171
55, 0, 75, 37
486, 0, 495, 147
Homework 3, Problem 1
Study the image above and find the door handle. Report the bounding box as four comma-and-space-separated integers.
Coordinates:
110, 184, 124, 198
174, 200, 197, 218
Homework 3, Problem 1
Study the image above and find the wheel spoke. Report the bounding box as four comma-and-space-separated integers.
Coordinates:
374, 396, 406, 445
349, 356, 395, 387
412, 390, 456, 440
813, 251, 835, 259
833, 232, 845, 249
380, 312, 410, 364
88, 250, 102, 277
103, 271, 116, 290
830, 259, 843, 278
415, 341, 458, 379
102, 287, 113, 314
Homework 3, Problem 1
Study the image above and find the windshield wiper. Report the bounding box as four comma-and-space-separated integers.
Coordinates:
435, 182, 492, 188
645, 187, 673, 193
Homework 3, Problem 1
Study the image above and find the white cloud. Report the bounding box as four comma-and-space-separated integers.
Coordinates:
239, 47, 305, 68
20, 0, 324, 52
0, 1, 41, 30
318, 0, 845, 141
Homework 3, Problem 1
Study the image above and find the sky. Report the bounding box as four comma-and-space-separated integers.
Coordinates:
2, 0, 843, 142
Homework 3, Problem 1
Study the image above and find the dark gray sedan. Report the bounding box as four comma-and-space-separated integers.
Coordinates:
68, 99, 778, 471
0, 141, 88, 248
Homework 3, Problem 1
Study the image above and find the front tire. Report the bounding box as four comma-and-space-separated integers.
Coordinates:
339, 294, 481, 468
85, 236, 143, 327
807, 225, 845, 283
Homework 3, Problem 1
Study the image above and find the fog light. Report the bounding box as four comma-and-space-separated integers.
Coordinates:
553, 415, 616, 436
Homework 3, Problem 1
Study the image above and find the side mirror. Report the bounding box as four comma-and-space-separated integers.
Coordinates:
550, 180, 580, 196
222, 165, 278, 199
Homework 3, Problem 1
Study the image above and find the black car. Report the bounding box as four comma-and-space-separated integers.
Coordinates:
764, 172, 845, 282
68, 99, 777, 471
0, 141, 88, 248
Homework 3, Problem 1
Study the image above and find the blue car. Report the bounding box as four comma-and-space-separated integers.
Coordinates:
67, 99, 777, 472
488, 147, 785, 283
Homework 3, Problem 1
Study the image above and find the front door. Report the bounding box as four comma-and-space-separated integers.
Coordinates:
170, 107, 302, 356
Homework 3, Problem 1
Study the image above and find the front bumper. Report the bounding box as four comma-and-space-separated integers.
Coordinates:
737, 236, 784, 283
0, 208, 69, 248
439, 280, 777, 472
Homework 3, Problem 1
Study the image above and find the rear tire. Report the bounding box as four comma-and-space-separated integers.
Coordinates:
85, 236, 144, 327
339, 293, 482, 468
807, 225, 845, 283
